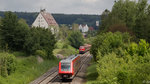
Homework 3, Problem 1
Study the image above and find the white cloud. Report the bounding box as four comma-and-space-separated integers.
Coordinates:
0, 0, 149, 14
82, 0, 98, 3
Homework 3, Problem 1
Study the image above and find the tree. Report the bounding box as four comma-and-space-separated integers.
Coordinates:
134, 0, 149, 40
101, 9, 110, 21
59, 24, 69, 40
24, 27, 56, 59
0, 12, 29, 51
72, 23, 79, 31
99, 0, 150, 43
13, 19, 29, 50
99, 0, 137, 32
0, 12, 19, 50
68, 31, 84, 49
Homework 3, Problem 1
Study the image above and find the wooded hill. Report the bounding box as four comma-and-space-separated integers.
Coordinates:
0, 11, 100, 29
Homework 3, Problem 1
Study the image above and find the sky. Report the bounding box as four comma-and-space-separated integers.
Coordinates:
0, 0, 150, 15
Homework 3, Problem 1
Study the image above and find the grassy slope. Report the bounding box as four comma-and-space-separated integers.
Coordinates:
0, 55, 59, 84
53, 41, 78, 57
86, 60, 99, 84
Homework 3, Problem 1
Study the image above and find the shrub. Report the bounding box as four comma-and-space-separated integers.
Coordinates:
91, 32, 130, 61
127, 42, 138, 56
12, 51, 28, 57
107, 24, 134, 36
24, 27, 56, 59
35, 50, 47, 59
0, 53, 16, 77
96, 51, 150, 84
138, 39, 149, 56
117, 71, 129, 84
67, 31, 84, 49
127, 39, 149, 56
62, 43, 69, 49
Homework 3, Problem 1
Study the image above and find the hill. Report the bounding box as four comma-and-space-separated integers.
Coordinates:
0, 11, 100, 29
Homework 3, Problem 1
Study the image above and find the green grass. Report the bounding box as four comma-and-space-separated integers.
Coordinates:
0, 56, 59, 84
53, 41, 78, 57
86, 60, 99, 84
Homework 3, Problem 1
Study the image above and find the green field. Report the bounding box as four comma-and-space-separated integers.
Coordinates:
0, 54, 59, 84
53, 41, 78, 57
86, 60, 99, 84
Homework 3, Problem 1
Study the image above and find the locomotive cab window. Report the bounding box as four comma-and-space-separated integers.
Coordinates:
61, 63, 71, 71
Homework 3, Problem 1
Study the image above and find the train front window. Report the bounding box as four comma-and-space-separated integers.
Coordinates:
61, 64, 70, 71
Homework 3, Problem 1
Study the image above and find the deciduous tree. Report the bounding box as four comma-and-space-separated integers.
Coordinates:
68, 31, 84, 49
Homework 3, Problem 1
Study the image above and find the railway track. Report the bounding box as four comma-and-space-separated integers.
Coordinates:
30, 52, 92, 84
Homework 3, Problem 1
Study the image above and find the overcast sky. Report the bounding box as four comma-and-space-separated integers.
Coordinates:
0, 0, 150, 15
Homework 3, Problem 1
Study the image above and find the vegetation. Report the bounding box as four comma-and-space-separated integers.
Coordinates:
0, 12, 56, 59
0, 12, 29, 51
0, 56, 59, 84
87, 0, 150, 84
68, 31, 84, 49
0, 53, 16, 77
53, 41, 78, 57
24, 27, 56, 59
89, 32, 150, 84
99, 0, 150, 42
86, 61, 98, 84
0, 11, 100, 28
91, 32, 130, 61
0, 11, 57, 83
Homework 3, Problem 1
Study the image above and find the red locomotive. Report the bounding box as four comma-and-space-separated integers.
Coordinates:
58, 55, 80, 79
79, 44, 91, 54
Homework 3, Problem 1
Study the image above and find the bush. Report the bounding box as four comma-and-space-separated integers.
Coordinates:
35, 50, 47, 59
96, 51, 150, 84
127, 42, 138, 56
91, 32, 130, 61
24, 27, 56, 59
67, 31, 84, 49
0, 53, 16, 77
12, 51, 28, 57
127, 39, 149, 56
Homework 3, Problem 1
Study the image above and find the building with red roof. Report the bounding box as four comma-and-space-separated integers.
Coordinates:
32, 9, 59, 34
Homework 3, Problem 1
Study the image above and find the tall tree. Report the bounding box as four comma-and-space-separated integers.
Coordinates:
0, 12, 19, 50
24, 27, 56, 59
72, 23, 79, 31
67, 31, 84, 49
13, 19, 29, 50
59, 24, 69, 40
134, 0, 148, 40
0, 12, 29, 51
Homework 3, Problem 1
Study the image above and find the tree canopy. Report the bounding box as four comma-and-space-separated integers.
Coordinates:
99, 0, 150, 42
68, 31, 84, 49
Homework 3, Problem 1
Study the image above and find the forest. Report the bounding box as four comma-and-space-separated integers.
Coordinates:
0, 11, 100, 29
88, 0, 150, 84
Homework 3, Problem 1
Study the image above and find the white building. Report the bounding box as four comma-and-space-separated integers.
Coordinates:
79, 24, 89, 33
32, 9, 59, 34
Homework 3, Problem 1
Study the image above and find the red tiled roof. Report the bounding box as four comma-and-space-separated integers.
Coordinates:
41, 12, 58, 27
89, 27, 94, 31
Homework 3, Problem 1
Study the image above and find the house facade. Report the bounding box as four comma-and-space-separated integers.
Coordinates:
32, 9, 59, 34
79, 24, 89, 33
79, 24, 89, 37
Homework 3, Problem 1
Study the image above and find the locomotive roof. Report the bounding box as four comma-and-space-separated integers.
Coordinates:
61, 54, 78, 63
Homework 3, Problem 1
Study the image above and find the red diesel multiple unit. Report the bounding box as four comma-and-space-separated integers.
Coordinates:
79, 44, 91, 54
58, 55, 80, 79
